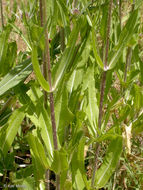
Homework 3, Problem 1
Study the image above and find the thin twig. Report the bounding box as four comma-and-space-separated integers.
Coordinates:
91, 0, 113, 187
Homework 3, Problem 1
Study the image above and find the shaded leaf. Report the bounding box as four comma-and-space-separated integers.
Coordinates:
83, 65, 99, 136
26, 133, 49, 185
51, 148, 68, 174
94, 137, 123, 188
0, 58, 32, 96
108, 10, 138, 70
52, 19, 81, 89
0, 107, 25, 157
55, 87, 74, 145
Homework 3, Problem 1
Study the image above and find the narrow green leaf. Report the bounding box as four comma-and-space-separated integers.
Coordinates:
67, 36, 91, 94
29, 24, 45, 50
0, 58, 32, 96
135, 0, 143, 9
55, 87, 74, 145
0, 107, 25, 157
56, 0, 70, 32
92, 30, 104, 69
0, 29, 10, 75
132, 112, 143, 134
95, 133, 122, 143
8, 22, 32, 50
71, 137, 90, 190
108, 9, 138, 70
38, 106, 54, 160
83, 65, 99, 136
51, 148, 68, 174
26, 86, 54, 161
31, 45, 50, 92
27, 133, 49, 169
94, 137, 123, 188
52, 20, 81, 89
26, 133, 47, 184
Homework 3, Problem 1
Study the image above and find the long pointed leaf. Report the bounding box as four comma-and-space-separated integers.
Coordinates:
83, 65, 99, 136
27, 133, 49, 169
52, 20, 81, 89
31, 46, 50, 92
92, 30, 104, 69
0, 107, 25, 157
108, 10, 138, 70
94, 137, 123, 188
0, 58, 32, 96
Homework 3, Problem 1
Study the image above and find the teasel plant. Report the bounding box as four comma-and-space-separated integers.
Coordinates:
91, 0, 113, 187
39, 0, 60, 189
0, 0, 142, 189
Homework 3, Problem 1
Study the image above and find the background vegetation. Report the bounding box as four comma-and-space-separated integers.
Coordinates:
0, 0, 143, 189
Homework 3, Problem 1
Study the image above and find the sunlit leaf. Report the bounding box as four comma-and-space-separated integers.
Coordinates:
31, 45, 50, 92
51, 148, 68, 174
92, 30, 104, 69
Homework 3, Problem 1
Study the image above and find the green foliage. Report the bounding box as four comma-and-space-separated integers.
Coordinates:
0, 0, 143, 189
0, 58, 32, 96
94, 137, 123, 188
0, 107, 25, 157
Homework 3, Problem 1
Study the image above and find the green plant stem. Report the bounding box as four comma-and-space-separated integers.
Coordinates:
43, 0, 60, 189
91, 142, 100, 187
124, 2, 134, 83
45, 170, 50, 190
0, 0, 4, 30
39, 0, 43, 26
39, 0, 48, 109
98, 0, 113, 131
91, 0, 113, 187
39, 1, 50, 189
119, 0, 122, 29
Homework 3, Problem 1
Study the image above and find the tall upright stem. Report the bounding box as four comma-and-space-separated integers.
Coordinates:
39, 1, 50, 189
119, 0, 122, 29
124, 1, 134, 83
39, 0, 48, 109
98, 0, 113, 130
0, 0, 4, 30
91, 0, 113, 187
42, 0, 60, 189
